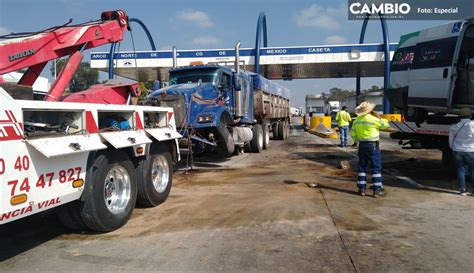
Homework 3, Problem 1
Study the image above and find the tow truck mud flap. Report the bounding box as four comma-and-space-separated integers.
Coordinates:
100, 130, 152, 149
27, 135, 107, 158
145, 128, 182, 141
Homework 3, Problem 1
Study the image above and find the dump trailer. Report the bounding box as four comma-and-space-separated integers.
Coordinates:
0, 10, 181, 232
146, 44, 290, 157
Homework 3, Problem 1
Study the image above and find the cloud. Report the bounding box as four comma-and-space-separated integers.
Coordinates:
159, 45, 173, 50
323, 35, 348, 44
0, 26, 11, 35
295, 4, 345, 30
176, 10, 213, 28
191, 36, 221, 47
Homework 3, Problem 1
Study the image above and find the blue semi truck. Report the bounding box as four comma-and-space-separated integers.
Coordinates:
145, 45, 290, 157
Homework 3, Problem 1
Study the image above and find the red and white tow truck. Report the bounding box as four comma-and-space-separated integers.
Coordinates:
0, 10, 181, 231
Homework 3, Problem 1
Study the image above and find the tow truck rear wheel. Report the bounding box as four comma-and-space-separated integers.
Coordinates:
262, 122, 270, 149
136, 144, 173, 207
56, 200, 87, 231
81, 149, 137, 232
250, 124, 264, 153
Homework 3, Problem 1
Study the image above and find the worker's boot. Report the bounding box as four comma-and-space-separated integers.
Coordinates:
373, 189, 386, 198
358, 188, 366, 196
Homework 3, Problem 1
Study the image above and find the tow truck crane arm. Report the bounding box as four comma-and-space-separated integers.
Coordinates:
0, 10, 139, 104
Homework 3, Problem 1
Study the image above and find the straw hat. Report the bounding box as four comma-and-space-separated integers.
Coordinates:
355, 102, 376, 116
459, 107, 472, 117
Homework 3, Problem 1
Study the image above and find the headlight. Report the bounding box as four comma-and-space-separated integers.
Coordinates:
197, 114, 214, 123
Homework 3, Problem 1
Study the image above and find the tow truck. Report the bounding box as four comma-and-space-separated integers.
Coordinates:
0, 10, 181, 231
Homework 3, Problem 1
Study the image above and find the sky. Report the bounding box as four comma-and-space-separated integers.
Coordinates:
0, 0, 447, 108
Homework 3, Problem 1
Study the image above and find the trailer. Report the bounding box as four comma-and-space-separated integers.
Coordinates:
0, 10, 181, 231
146, 43, 290, 157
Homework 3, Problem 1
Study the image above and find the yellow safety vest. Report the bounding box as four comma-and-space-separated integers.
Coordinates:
336, 110, 351, 127
350, 114, 389, 142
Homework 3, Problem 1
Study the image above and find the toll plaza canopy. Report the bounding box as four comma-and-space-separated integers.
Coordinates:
90, 43, 397, 82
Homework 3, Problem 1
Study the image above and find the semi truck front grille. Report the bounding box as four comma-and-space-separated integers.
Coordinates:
152, 94, 187, 128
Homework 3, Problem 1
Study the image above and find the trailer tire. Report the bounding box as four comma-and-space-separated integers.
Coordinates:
81, 150, 137, 232
272, 122, 280, 140
215, 122, 235, 158
278, 121, 285, 140
136, 145, 173, 207
56, 201, 87, 230
250, 124, 264, 153
262, 122, 270, 149
286, 121, 291, 139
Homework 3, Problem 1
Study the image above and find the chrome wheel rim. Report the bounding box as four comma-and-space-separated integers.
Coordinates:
151, 155, 170, 193
104, 165, 131, 214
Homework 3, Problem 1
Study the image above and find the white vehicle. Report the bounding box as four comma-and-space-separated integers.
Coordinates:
0, 89, 181, 231
388, 18, 474, 123
328, 101, 340, 112
290, 107, 300, 116
305, 94, 326, 115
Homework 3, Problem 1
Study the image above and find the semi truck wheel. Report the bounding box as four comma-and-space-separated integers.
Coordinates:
272, 122, 280, 140
136, 144, 173, 207
250, 124, 264, 153
287, 120, 291, 138
215, 123, 235, 157
278, 121, 285, 140
56, 201, 87, 230
81, 149, 137, 232
262, 122, 270, 149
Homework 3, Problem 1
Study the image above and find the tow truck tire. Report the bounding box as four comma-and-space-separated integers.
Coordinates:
215, 122, 235, 157
56, 201, 87, 230
272, 122, 280, 140
262, 122, 270, 149
250, 124, 264, 153
278, 121, 285, 140
136, 145, 173, 207
81, 150, 137, 232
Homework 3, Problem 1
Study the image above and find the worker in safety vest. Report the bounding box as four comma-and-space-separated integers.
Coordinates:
336, 106, 352, 147
350, 102, 390, 197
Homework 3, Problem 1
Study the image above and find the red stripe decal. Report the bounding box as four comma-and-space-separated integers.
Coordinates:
135, 112, 144, 130
85, 111, 98, 134
0, 126, 23, 141
167, 112, 173, 123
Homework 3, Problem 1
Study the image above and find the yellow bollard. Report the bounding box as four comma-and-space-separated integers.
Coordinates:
381, 114, 402, 122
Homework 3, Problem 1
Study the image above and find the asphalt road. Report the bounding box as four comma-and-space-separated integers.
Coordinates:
0, 125, 473, 272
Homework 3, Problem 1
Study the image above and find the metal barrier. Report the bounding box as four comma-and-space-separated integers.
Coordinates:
356, 12, 391, 114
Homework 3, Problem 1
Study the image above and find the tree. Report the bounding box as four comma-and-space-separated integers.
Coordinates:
328, 87, 355, 102
50, 59, 99, 92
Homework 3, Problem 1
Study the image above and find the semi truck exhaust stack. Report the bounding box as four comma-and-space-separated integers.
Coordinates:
172, 46, 177, 68
234, 42, 244, 117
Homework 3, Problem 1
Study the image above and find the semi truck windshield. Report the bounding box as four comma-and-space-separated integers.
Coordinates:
169, 69, 218, 85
